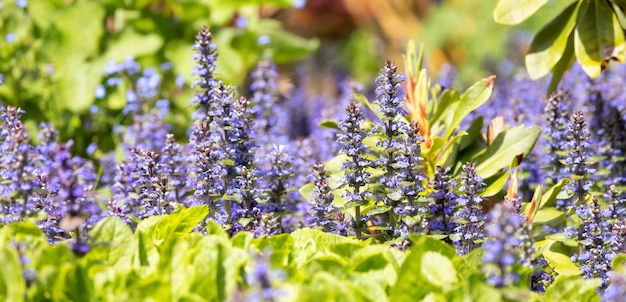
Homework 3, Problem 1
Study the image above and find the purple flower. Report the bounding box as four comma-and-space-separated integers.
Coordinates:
562, 111, 595, 209
308, 163, 337, 232
338, 102, 372, 239
453, 162, 486, 255
428, 165, 457, 236
482, 202, 523, 287
190, 26, 219, 124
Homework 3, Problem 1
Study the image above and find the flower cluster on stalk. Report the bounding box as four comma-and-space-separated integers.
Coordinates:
338, 102, 372, 239
427, 165, 457, 238
562, 111, 595, 209
371, 61, 408, 234
453, 162, 486, 255
482, 202, 524, 287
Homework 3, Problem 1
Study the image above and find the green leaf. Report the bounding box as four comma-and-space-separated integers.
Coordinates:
430, 89, 460, 130
545, 275, 601, 301
443, 76, 495, 142
574, 1, 617, 77
542, 241, 581, 276
532, 208, 566, 226
391, 234, 459, 300
493, 0, 549, 25
525, 2, 579, 79
539, 179, 568, 208
0, 246, 26, 301
148, 206, 209, 245
475, 125, 541, 179
548, 30, 576, 95
87, 217, 134, 267
481, 170, 509, 197
319, 120, 339, 130
349, 245, 391, 272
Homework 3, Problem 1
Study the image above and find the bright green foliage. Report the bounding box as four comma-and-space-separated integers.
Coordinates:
2, 213, 602, 301
494, 0, 626, 92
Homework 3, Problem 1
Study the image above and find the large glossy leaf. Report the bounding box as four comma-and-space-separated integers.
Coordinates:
475, 125, 541, 179
525, 2, 579, 79
548, 31, 576, 95
574, 1, 617, 77
443, 76, 494, 142
493, 0, 549, 25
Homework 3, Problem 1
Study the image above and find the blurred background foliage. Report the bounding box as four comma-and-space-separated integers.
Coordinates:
0, 0, 587, 157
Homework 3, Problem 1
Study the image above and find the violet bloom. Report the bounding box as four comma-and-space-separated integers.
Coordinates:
482, 202, 523, 287
250, 59, 287, 153
338, 102, 372, 239
453, 162, 486, 255
543, 91, 570, 187
158, 134, 189, 204
0, 106, 42, 224
562, 111, 595, 209
603, 270, 626, 302
308, 163, 336, 232
190, 26, 219, 124
571, 198, 614, 292
427, 165, 457, 237
371, 61, 408, 232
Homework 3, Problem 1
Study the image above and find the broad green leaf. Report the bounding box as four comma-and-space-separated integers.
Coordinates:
526, 2, 579, 79
391, 234, 459, 300
0, 246, 26, 301
298, 183, 314, 202
574, 1, 616, 77
481, 170, 509, 197
542, 241, 581, 276
532, 208, 566, 225
493, 0, 549, 25
548, 30, 576, 95
539, 179, 568, 208
87, 217, 134, 267
349, 245, 391, 272
443, 76, 495, 142
545, 275, 601, 301
475, 125, 541, 179
152, 206, 209, 245
353, 93, 379, 117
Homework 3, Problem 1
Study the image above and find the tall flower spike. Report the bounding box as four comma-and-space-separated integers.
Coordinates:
427, 165, 457, 237
190, 26, 219, 123
338, 102, 372, 239
571, 197, 614, 292
453, 162, 486, 255
0, 106, 42, 224
482, 202, 523, 287
393, 122, 427, 239
543, 91, 570, 186
309, 163, 336, 233
562, 111, 595, 209
250, 59, 286, 153
372, 61, 408, 233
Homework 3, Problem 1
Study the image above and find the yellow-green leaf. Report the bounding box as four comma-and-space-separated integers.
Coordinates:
493, 0, 549, 25
526, 2, 579, 79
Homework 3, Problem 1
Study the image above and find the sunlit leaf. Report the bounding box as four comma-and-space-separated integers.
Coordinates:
493, 0, 549, 25
525, 2, 579, 79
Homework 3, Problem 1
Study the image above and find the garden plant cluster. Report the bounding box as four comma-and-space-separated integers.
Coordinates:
2, 2, 626, 302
